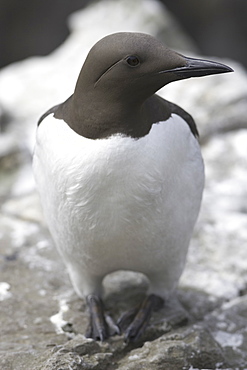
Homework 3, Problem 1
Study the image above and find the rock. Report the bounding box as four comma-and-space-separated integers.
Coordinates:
2, 190, 42, 223
117, 326, 227, 370
0, 132, 30, 200
1, 0, 247, 369
181, 130, 247, 301
163, 59, 247, 144
205, 295, 247, 368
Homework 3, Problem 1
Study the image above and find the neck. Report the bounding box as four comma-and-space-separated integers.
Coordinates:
54, 93, 171, 139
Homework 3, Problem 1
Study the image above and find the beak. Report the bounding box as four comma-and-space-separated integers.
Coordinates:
164, 56, 233, 79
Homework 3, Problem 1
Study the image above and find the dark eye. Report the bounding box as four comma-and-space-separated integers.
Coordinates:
126, 55, 140, 67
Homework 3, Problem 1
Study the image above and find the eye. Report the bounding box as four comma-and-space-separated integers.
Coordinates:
126, 55, 140, 67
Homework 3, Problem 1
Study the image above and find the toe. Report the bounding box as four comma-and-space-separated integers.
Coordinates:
86, 294, 119, 341
124, 294, 164, 342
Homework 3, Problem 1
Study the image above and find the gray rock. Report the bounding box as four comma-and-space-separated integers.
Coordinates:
117, 326, 227, 370
205, 295, 247, 369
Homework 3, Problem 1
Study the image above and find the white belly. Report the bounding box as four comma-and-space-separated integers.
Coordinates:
33, 114, 204, 298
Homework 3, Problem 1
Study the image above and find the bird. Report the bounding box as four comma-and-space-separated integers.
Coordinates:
33, 32, 233, 342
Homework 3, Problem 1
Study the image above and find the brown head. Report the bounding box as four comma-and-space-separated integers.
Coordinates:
52, 32, 233, 138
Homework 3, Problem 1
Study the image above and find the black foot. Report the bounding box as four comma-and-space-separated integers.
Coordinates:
85, 294, 119, 341
118, 294, 164, 343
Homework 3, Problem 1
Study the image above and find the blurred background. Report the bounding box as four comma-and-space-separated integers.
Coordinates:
1, 0, 247, 69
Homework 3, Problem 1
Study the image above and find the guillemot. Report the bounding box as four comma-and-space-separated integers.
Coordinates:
33, 32, 233, 342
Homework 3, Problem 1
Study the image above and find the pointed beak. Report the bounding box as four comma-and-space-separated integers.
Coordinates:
165, 56, 233, 79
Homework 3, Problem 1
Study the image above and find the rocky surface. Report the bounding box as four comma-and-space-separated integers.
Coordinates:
1, 0, 247, 369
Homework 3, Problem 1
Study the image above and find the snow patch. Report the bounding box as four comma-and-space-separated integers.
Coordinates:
128, 354, 141, 361
50, 298, 69, 334
214, 330, 243, 348
0, 282, 12, 301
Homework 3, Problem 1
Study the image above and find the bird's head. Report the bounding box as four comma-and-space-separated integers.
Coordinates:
75, 32, 233, 104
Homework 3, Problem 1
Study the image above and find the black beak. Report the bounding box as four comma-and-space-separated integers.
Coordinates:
167, 56, 233, 79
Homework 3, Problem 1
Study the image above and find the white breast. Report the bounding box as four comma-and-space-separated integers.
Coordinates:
33, 114, 204, 298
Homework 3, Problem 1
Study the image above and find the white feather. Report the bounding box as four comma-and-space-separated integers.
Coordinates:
33, 113, 204, 299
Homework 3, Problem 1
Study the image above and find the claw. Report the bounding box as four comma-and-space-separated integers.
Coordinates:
117, 305, 139, 333
123, 294, 164, 342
